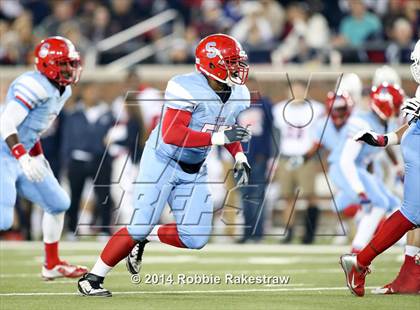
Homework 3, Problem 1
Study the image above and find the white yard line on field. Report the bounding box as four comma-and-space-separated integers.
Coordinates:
0, 241, 404, 254
0, 286, 376, 297
14, 254, 400, 267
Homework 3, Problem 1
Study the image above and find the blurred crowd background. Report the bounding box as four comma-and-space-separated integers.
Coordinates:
1, 0, 420, 65
0, 0, 418, 245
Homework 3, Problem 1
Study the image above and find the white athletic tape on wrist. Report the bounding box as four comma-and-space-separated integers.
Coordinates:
385, 132, 398, 146
211, 132, 226, 145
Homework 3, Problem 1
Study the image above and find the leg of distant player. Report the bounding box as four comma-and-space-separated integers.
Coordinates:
91, 155, 113, 235
275, 158, 296, 243
298, 160, 319, 244
221, 160, 238, 239
373, 228, 420, 294
0, 151, 18, 231
17, 168, 88, 279
239, 161, 266, 243
343, 169, 395, 253
67, 159, 88, 235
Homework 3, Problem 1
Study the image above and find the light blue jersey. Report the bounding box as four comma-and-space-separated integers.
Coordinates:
147, 72, 250, 164
400, 121, 420, 225
2, 71, 71, 151
329, 111, 387, 167
0, 71, 71, 230
327, 111, 400, 212
312, 116, 347, 158
127, 72, 250, 247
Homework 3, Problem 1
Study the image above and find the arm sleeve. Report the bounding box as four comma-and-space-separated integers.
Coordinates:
339, 138, 365, 194
29, 140, 44, 156
224, 142, 243, 158
0, 101, 29, 141
338, 117, 371, 194
161, 108, 212, 147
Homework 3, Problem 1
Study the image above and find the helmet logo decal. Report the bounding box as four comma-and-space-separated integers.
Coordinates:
39, 43, 50, 58
205, 42, 217, 59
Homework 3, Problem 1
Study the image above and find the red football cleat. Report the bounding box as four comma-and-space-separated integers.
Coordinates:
372, 255, 420, 294
340, 254, 370, 297
42, 261, 88, 280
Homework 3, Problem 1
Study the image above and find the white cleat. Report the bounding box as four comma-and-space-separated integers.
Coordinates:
42, 261, 88, 280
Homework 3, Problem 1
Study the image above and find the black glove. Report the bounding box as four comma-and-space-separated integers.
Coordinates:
353, 130, 387, 147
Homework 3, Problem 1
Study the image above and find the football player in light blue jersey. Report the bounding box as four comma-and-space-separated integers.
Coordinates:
294, 91, 360, 243
0, 37, 88, 279
309, 91, 364, 218
340, 40, 420, 297
329, 83, 405, 253
79, 34, 252, 297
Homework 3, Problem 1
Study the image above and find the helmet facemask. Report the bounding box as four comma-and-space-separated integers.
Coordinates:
215, 50, 249, 86
410, 54, 420, 84
55, 58, 82, 86
326, 92, 353, 128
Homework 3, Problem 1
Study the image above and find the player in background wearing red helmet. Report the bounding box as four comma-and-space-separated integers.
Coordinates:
0, 36, 87, 279
303, 91, 363, 231
340, 41, 420, 297
78, 34, 252, 297
345, 83, 405, 254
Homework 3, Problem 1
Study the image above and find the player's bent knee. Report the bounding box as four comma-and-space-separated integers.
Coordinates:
126, 225, 152, 241
46, 191, 71, 213
180, 235, 210, 250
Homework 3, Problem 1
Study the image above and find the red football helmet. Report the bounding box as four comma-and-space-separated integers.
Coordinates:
195, 34, 249, 86
34, 36, 82, 86
325, 91, 354, 128
369, 83, 405, 120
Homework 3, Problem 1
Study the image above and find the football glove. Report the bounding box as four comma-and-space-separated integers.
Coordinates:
211, 125, 251, 145
233, 153, 251, 186
33, 154, 53, 173
18, 153, 48, 182
401, 97, 420, 119
354, 130, 388, 147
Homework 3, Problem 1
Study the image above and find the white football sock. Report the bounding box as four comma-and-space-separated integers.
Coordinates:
352, 207, 386, 251
147, 225, 161, 242
405, 245, 420, 257
42, 212, 65, 244
90, 257, 112, 277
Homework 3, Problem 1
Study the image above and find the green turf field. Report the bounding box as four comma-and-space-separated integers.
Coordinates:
0, 242, 418, 310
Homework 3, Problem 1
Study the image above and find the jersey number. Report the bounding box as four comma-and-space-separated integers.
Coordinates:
202, 124, 230, 133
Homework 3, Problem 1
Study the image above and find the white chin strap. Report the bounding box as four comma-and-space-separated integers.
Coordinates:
197, 65, 235, 86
